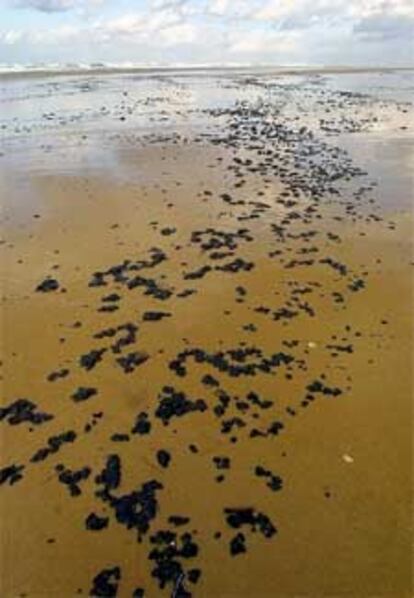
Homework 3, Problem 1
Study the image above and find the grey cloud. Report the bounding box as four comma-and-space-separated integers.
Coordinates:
354, 14, 414, 41
11, 0, 98, 12
13, 0, 72, 10
151, 0, 190, 9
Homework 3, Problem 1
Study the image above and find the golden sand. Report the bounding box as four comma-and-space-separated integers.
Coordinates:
0, 73, 413, 597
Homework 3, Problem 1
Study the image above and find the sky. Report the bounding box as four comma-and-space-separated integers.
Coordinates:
0, 0, 413, 66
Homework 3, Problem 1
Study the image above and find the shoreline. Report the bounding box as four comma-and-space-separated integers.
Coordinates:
1, 64, 414, 81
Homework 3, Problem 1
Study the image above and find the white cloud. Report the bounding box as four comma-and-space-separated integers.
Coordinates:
208, 0, 248, 17
1, 23, 80, 44
159, 22, 197, 45
255, 0, 342, 21
227, 28, 298, 56
349, 0, 414, 19
1, 29, 24, 44
1, 0, 413, 65
254, 0, 414, 30
1, 5, 199, 49
206, 0, 264, 20
94, 8, 185, 42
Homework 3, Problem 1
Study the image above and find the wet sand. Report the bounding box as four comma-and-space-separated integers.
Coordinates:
0, 69, 413, 597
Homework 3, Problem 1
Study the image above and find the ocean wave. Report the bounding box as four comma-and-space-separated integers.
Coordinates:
0, 61, 300, 77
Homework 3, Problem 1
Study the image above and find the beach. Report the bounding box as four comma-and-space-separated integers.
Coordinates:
0, 67, 413, 597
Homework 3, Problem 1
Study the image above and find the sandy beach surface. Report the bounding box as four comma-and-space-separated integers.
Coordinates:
0, 68, 413, 597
